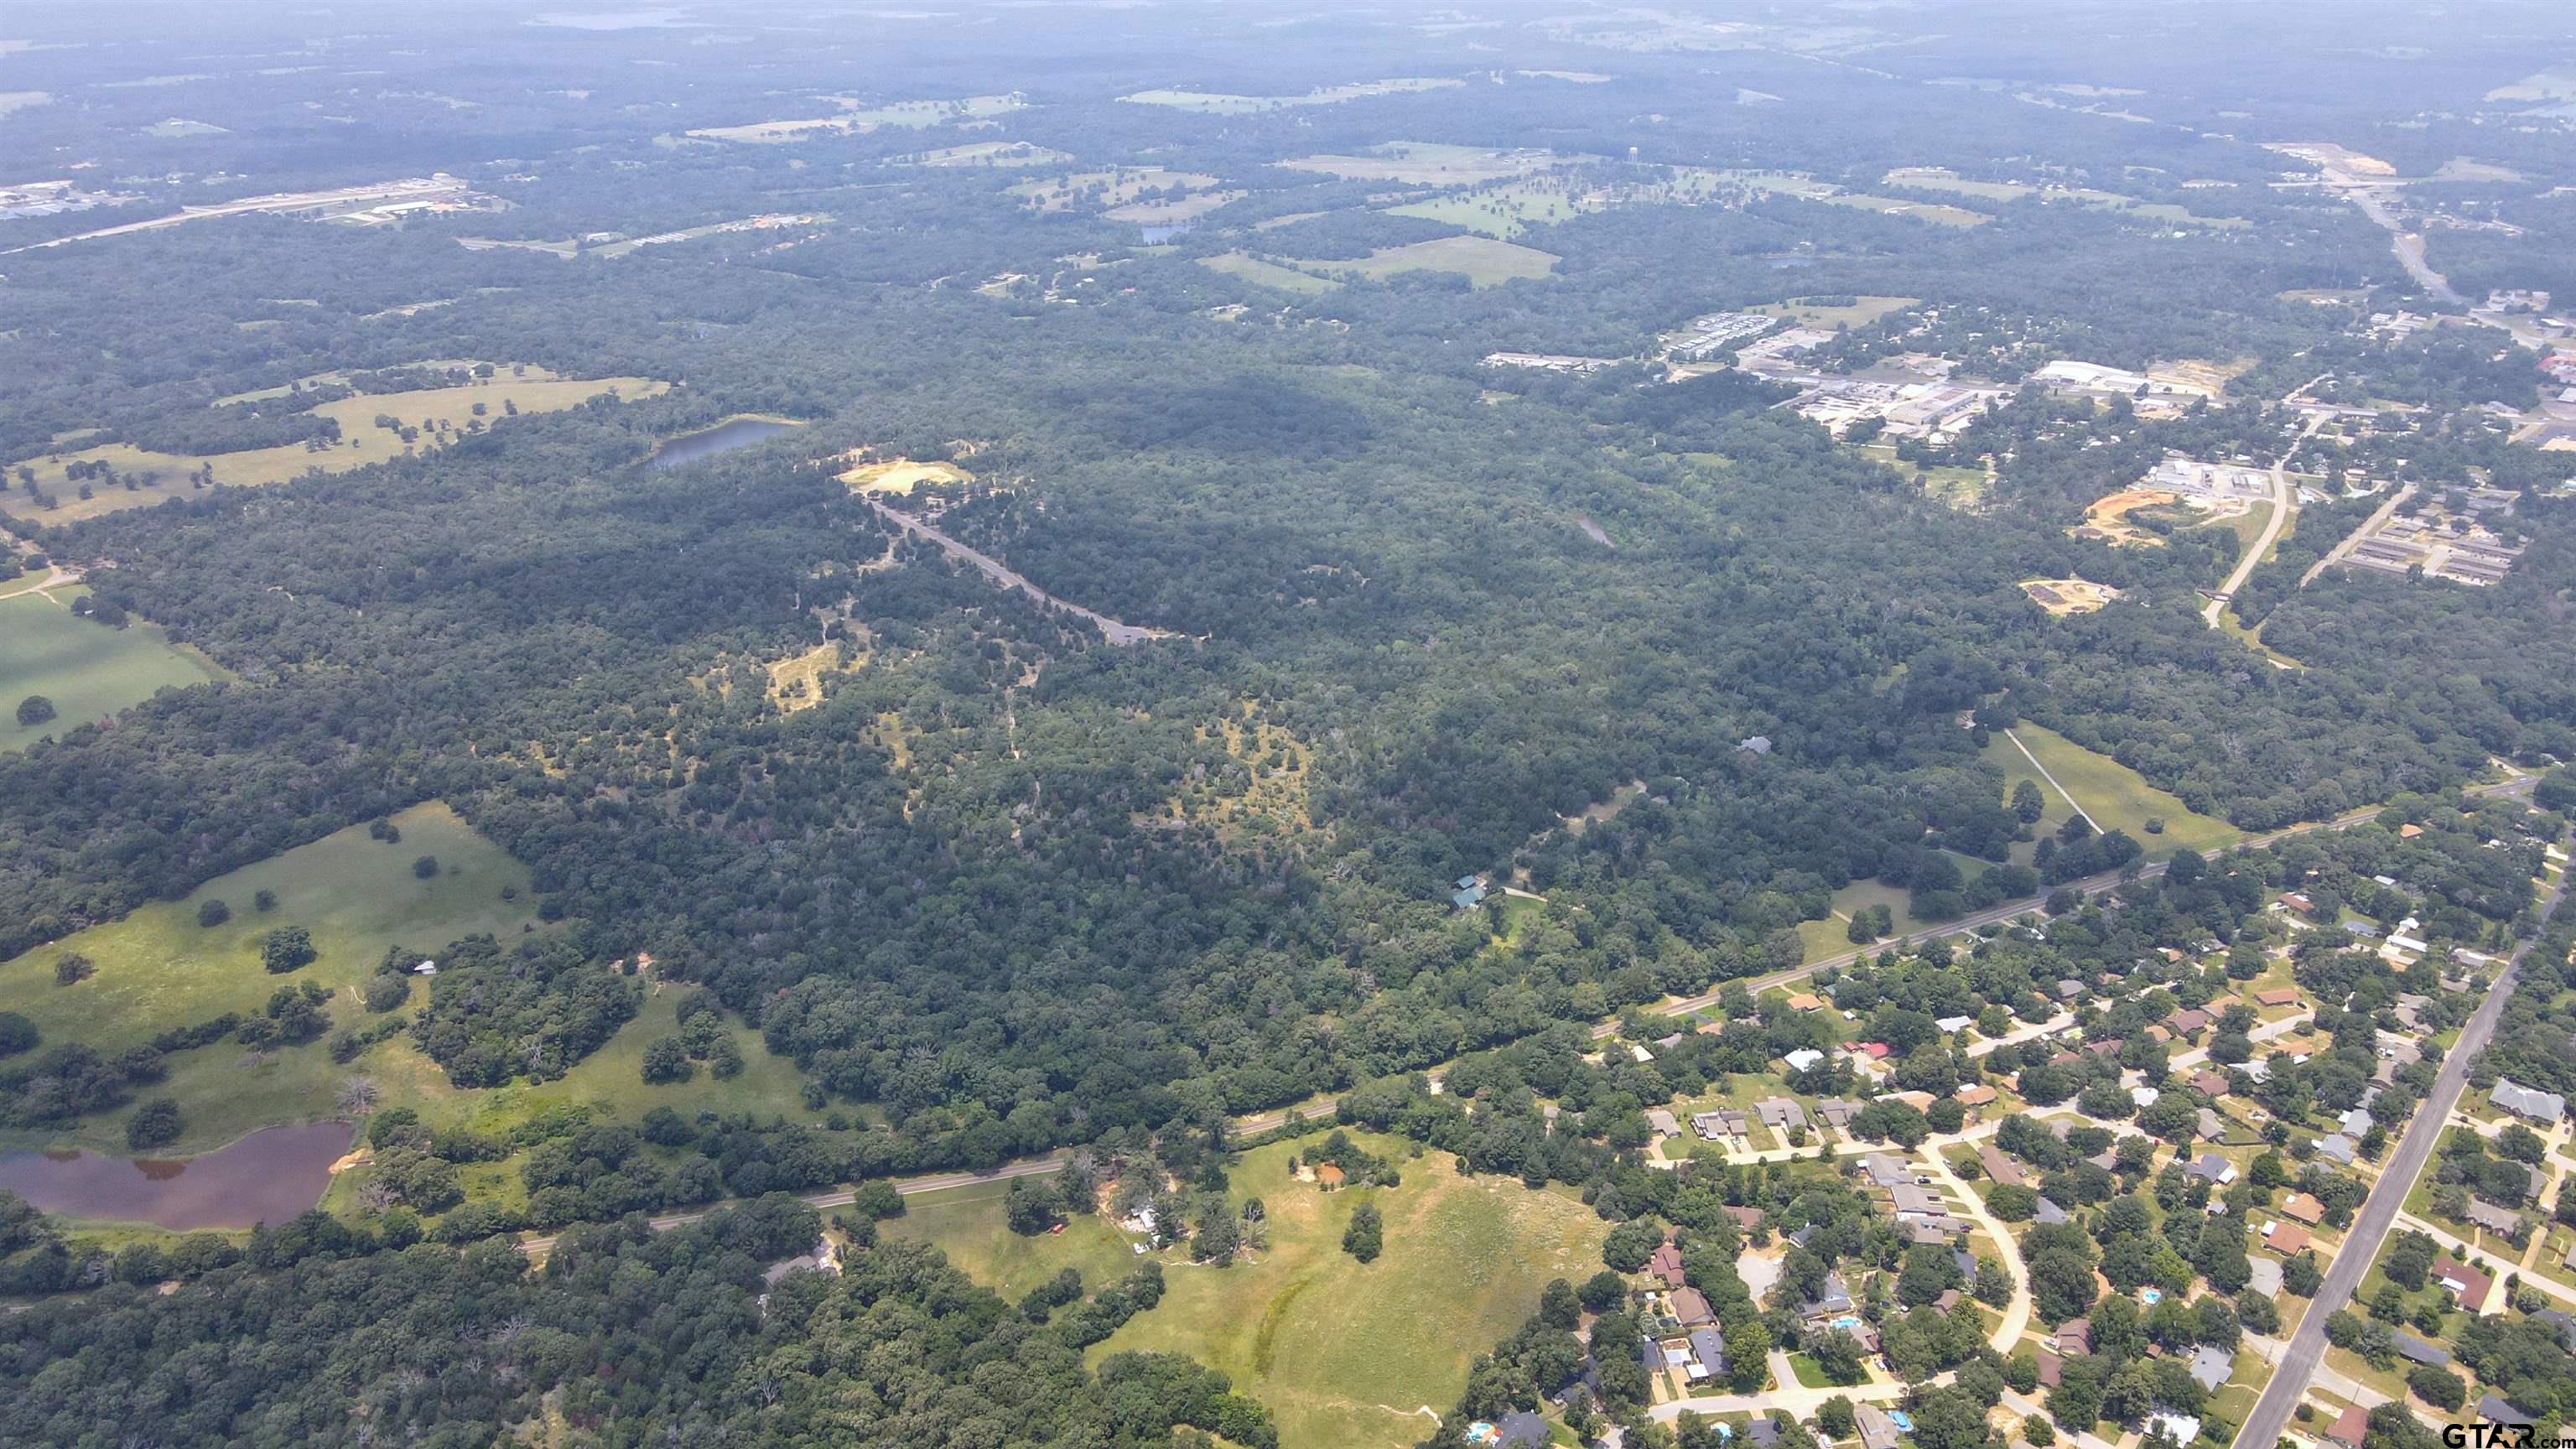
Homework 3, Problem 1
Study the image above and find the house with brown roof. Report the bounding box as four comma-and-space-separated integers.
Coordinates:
2057, 1319, 2092, 1355
2253, 987, 2303, 1008
2168, 1008, 2211, 1036
2036, 1348, 2063, 1387
2433, 1256, 2492, 1311
2280, 1192, 2324, 1225
1648, 1241, 1688, 1289
1670, 1285, 1716, 1326
1955, 1083, 1998, 1108
1976, 1143, 2025, 1187
2262, 1222, 2310, 1254
1785, 993, 1825, 1013
2192, 1070, 2231, 1098
2325, 1404, 2369, 1449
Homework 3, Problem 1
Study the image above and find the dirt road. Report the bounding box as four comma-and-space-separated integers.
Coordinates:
869, 499, 1180, 646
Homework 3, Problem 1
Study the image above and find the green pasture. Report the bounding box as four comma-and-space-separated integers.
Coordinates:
2, 590, 219, 750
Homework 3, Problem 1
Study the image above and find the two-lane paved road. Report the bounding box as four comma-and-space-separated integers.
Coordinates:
2230, 862, 2568, 1449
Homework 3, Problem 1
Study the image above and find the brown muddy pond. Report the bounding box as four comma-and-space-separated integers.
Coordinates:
0, 1120, 354, 1230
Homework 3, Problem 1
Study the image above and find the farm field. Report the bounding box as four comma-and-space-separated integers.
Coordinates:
1117, 78, 1462, 113
1819, 193, 1989, 227
1200, 251, 1343, 294
1104, 189, 1243, 225
911, 140, 1071, 168
0, 802, 538, 1155
1881, 168, 2248, 228
4, 371, 668, 523
687, 93, 1023, 143
1987, 724, 2240, 857
1093, 1133, 1607, 1449
1280, 142, 1561, 186
1758, 295, 1919, 330
1, 590, 219, 750
1011, 167, 1223, 213
1388, 166, 1810, 239
1293, 235, 1558, 287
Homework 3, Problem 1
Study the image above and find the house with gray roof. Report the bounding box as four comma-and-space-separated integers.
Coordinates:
2491, 1079, 2566, 1124
2392, 1332, 2449, 1368
1689, 1327, 1728, 1380
2034, 1196, 2070, 1226
1856, 1405, 1901, 1449
2187, 1344, 2232, 1393
2186, 1153, 2237, 1185
2315, 1134, 2356, 1165
1757, 1097, 1809, 1131
2465, 1201, 2521, 1234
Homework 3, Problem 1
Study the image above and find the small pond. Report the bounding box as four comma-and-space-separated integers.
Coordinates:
647, 415, 805, 470
0, 1120, 355, 1230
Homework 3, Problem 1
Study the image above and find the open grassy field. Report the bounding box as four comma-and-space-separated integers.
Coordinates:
885, 1177, 1146, 1303
1095, 1133, 1607, 1449
839, 458, 974, 494
1991, 724, 2239, 856
688, 94, 1023, 143
5, 371, 668, 523
1819, 194, 1989, 227
1010, 167, 1223, 213
1117, 79, 1462, 113
1200, 252, 1343, 295
1, 590, 220, 750
1758, 296, 1918, 330
1295, 236, 1558, 288
0, 802, 538, 1155
911, 140, 1072, 168
1280, 142, 1561, 187
1104, 190, 1244, 225
766, 641, 857, 714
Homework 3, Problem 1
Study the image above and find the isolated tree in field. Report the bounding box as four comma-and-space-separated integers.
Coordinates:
641, 1036, 694, 1083
262, 926, 316, 974
55, 953, 95, 986
126, 1098, 184, 1150
14, 695, 55, 726
252, 889, 277, 912
0, 1011, 37, 1057
197, 898, 231, 928
1005, 1176, 1060, 1235
2012, 779, 2046, 823
1342, 1201, 1383, 1262
413, 855, 439, 879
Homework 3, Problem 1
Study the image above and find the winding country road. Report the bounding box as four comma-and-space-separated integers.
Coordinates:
2228, 860, 2568, 1449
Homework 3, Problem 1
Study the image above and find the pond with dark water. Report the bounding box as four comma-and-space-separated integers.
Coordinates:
0, 1120, 355, 1229
647, 416, 805, 470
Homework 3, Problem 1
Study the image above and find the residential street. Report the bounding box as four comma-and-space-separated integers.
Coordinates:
2228, 864, 2569, 1449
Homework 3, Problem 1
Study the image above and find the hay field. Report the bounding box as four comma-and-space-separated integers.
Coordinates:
5, 371, 668, 523
1199, 252, 1342, 295
1117, 78, 1462, 113
1278, 142, 1560, 186
1294, 235, 1558, 287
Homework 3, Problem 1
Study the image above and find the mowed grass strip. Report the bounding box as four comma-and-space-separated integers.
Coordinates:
5, 371, 670, 524
1198, 252, 1342, 295
1094, 1134, 1607, 1449
1, 590, 219, 750
0, 802, 537, 1154
1989, 723, 2239, 856
1292, 235, 1558, 288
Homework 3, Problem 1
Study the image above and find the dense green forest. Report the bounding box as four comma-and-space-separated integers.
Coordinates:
3, 0, 2575, 1443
